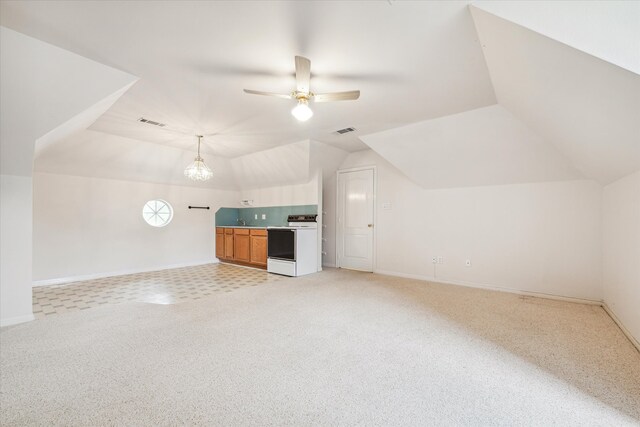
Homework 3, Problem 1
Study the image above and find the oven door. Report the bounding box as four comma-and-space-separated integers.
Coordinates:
267, 229, 295, 261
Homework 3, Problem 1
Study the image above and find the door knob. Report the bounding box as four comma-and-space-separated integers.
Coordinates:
368, 224, 373, 228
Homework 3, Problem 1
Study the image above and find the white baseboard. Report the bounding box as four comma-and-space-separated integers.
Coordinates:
602, 303, 640, 353
373, 269, 602, 306
1, 313, 35, 328
33, 260, 219, 287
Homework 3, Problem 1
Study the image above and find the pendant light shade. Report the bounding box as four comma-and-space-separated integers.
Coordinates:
184, 135, 213, 181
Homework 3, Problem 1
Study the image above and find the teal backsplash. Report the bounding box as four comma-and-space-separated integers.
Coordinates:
215, 205, 317, 227
215, 208, 239, 227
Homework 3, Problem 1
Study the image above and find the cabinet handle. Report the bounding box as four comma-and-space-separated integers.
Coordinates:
368, 224, 373, 228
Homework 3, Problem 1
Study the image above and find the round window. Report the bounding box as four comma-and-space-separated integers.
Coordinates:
142, 199, 173, 227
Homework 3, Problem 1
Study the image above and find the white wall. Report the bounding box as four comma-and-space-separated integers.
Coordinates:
325, 150, 603, 301
603, 170, 640, 344
33, 173, 239, 282
239, 178, 319, 207
0, 175, 34, 326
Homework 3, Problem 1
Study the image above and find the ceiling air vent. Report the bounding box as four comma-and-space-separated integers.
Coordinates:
335, 127, 356, 135
138, 117, 166, 127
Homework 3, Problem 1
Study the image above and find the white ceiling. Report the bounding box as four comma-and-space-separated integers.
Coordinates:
230, 141, 311, 190
0, 26, 136, 176
2, 1, 638, 190
361, 105, 582, 189
471, 5, 640, 185
35, 130, 238, 189
474, 1, 640, 75
0, 0, 496, 158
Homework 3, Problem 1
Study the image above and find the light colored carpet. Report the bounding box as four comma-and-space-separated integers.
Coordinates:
1, 268, 639, 426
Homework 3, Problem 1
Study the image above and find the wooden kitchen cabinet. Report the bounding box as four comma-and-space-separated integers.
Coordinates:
250, 229, 267, 266
215, 227, 268, 269
215, 227, 225, 259
224, 230, 234, 259
233, 228, 251, 262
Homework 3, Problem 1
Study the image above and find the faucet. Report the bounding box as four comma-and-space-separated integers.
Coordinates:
237, 218, 246, 226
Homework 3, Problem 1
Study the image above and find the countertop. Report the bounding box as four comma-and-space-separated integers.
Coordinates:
216, 225, 267, 229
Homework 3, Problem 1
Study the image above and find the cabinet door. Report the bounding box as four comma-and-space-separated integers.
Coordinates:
224, 233, 234, 259
250, 235, 268, 266
234, 234, 251, 262
216, 232, 225, 259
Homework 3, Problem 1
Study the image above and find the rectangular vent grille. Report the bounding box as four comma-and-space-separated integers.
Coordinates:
138, 117, 166, 127
335, 127, 356, 135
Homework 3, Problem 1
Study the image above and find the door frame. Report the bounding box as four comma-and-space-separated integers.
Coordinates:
335, 165, 377, 271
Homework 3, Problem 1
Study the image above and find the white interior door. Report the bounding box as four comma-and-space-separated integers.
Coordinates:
337, 168, 374, 272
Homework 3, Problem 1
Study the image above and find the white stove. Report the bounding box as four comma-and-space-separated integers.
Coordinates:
266, 214, 318, 276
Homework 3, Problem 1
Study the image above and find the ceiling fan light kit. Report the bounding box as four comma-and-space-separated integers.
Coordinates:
244, 56, 360, 122
184, 135, 213, 181
291, 98, 313, 121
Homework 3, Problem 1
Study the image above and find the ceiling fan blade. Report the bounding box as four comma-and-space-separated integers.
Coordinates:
295, 56, 311, 94
313, 90, 360, 102
243, 89, 292, 100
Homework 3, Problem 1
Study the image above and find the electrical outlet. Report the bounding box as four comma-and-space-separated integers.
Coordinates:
437, 256, 443, 264
254, 214, 258, 220
465, 259, 471, 267
261, 214, 266, 220
432, 256, 437, 264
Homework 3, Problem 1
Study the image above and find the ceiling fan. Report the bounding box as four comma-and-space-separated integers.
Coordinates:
243, 56, 360, 121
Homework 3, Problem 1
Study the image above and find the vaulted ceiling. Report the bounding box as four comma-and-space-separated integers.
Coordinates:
0, 0, 495, 157
1, 1, 638, 190
469, 3, 640, 185
359, 1, 640, 188
361, 105, 583, 189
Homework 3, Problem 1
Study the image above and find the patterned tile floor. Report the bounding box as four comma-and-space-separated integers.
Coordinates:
33, 263, 286, 319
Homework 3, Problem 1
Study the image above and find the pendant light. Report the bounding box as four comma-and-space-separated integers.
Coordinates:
184, 135, 213, 181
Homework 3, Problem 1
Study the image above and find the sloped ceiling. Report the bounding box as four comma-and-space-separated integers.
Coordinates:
230, 141, 311, 190
34, 132, 349, 191
35, 130, 237, 190
361, 2, 639, 189
470, 5, 640, 185
0, 1, 496, 157
0, 26, 137, 176
473, 1, 640, 75
229, 139, 350, 189
360, 105, 582, 189
309, 141, 350, 182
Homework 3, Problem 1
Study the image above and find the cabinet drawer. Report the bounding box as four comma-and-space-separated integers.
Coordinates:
234, 228, 250, 235
267, 258, 296, 276
224, 228, 234, 235
250, 229, 267, 236
216, 227, 224, 234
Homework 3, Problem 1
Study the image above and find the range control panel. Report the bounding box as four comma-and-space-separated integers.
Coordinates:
287, 214, 317, 223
